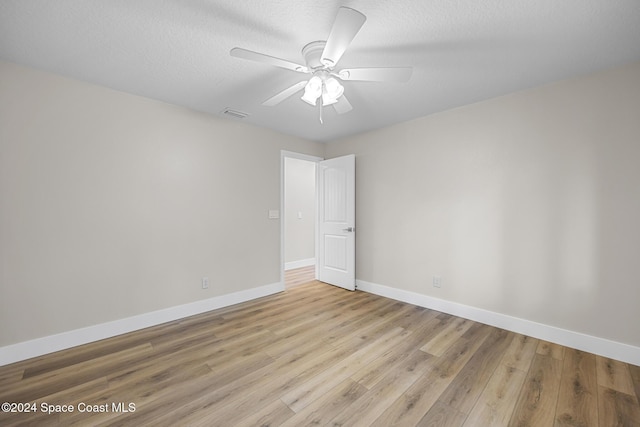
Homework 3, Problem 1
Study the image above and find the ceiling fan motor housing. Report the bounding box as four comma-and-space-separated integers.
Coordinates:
302, 41, 329, 70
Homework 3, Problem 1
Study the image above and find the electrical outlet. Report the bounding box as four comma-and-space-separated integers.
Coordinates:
202, 277, 209, 289
433, 276, 442, 288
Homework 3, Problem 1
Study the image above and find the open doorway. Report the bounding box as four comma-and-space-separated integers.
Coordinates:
281, 151, 322, 288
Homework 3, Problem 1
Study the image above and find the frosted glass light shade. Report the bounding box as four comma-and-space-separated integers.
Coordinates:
322, 77, 344, 105
301, 76, 323, 105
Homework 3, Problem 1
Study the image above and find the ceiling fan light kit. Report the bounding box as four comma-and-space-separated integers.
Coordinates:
230, 6, 413, 122
301, 71, 344, 106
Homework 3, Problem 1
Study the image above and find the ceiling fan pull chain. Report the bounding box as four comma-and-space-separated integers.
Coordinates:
319, 102, 324, 124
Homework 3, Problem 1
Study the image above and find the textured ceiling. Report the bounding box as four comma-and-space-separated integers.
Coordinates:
1, 0, 640, 142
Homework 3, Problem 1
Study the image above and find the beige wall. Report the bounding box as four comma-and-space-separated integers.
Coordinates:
284, 157, 316, 265
0, 60, 324, 346
326, 61, 640, 347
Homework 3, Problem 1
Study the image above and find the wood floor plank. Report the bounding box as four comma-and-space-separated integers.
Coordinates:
233, 399, 296, 427
0, 366, 24, 386
463, 364, 528, 427
99, 328, 345, 425
17, 321, 179, 380
99, 328, 274, 399
328, 301, 417, 350
554, 349, 599, 427
596, 356, 636, 396
280, 326, 408, 413
285, 265, 316, 288
263, 322, 335, 359
97, 368, 228, 427
268, 308, 333, 338
279, 378, 368, 427
508, 353, 563, 427
631, 364, 640, 404
537, 340, 566, 361
151, 326, 270, 367
417, 401, 468, 427
148, 335, 365, 426
62, 360, 214, 426
329, 350, 434, 427
268, 295, 360, 339
42, 376, 110, 405
437, 327, 513, 415
268, 292, 386, 345
321, 298, 402, 344
389, 304, 437, 332
349, 315, 443, 390
0, 343, 154, 403
598, 386, 640, 427
19, 377, 112, 427
1, 281, 638, 426
420, 317, 473, 356
500, 333, 539, 372
0, 407, 60, 427
371, 324, 491, 426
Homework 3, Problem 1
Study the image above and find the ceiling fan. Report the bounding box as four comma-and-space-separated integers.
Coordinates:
230, 6, 412, 122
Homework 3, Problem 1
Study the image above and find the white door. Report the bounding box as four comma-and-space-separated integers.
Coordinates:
317, 154, 355, 291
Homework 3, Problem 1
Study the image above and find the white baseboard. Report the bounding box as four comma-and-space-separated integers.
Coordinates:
356, 279, 640, 366
285, 258, 315, 270
0, 282, 284, 367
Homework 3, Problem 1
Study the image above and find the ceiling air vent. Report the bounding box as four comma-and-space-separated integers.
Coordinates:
222, 108, 249, 119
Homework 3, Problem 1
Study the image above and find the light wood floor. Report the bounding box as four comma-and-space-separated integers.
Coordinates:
1, 272, 639, 426
285, 265, 315, 288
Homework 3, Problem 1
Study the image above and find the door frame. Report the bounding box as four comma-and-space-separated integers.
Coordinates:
280, 150, 324, 287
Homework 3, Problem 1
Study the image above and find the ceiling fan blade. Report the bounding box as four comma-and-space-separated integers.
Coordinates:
338, 67, 413, 82
332, 95, 353, 114
263, 81, 308, 106
230, 47, 309, 73
321, 7, 366, 67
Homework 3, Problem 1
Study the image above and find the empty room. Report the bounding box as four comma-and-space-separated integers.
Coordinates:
1, 1, 639, 426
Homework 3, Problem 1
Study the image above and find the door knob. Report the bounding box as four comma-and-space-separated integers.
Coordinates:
343, 227, 354, 232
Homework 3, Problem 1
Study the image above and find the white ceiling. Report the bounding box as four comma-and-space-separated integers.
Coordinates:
1, 1, 640, 143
